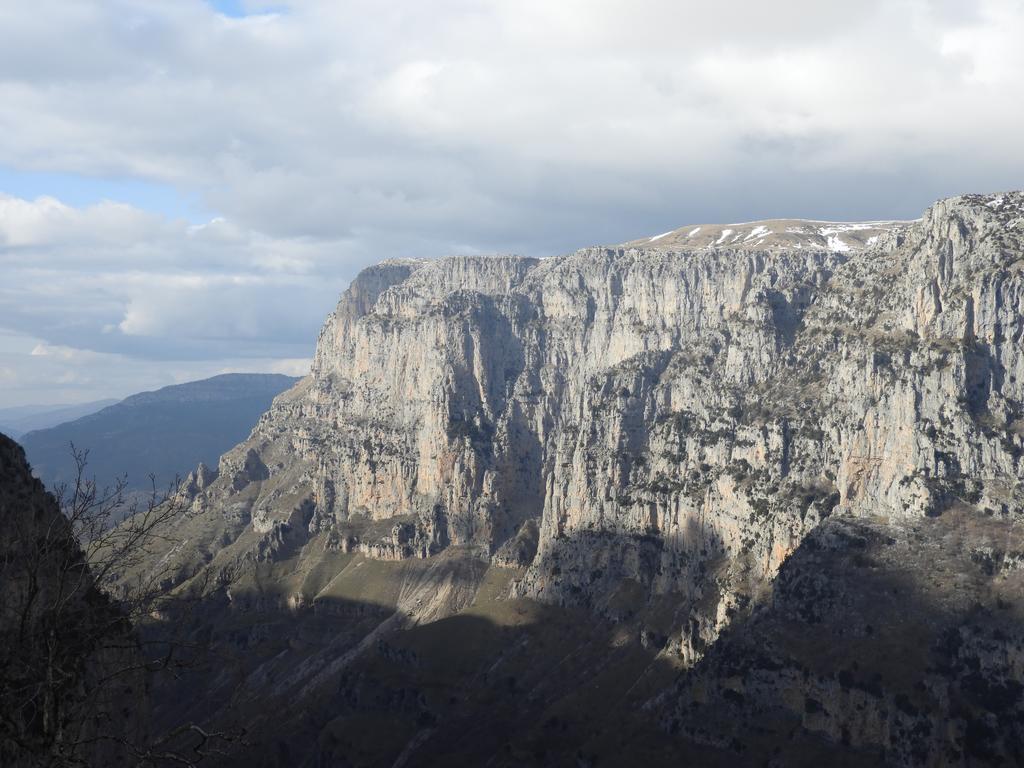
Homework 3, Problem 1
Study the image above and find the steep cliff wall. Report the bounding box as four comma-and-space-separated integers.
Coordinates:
149, 193, 1024, 669
660, 512, 1024, 765
116, 191, 1024, 767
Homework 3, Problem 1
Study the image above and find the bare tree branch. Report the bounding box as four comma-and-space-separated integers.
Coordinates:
1, 442, 243, 767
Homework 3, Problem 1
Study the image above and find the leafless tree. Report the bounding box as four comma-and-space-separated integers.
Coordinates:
0, 443, 240, 767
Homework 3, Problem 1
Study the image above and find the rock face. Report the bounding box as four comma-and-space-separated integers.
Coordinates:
135, 192, 1024, 765
661, 512, 1024, 765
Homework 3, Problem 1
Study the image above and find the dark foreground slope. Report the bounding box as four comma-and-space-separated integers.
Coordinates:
20, 373, 298, 495
141, 512, 1024, 767
0, 433, 143, 767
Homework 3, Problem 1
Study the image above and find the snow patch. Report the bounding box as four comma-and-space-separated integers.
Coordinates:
649, 230, 674, 242
714, 229, 734, 245
818, 223, 876, 236
986, 196, 1004, 209
744, 225, 771, 241
688, 227, 701, 237
826, 234, 851, 253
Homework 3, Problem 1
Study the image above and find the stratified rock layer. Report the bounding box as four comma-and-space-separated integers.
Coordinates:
135, 192, 1024, 766
660, 512, 1024, 766
160, 193, 1024, 652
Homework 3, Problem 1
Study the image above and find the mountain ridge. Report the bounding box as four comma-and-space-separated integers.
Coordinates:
619, 216, 912, 252
19, 373, 299, 496
0, 399, 118, 439
114, 190, 1024, 766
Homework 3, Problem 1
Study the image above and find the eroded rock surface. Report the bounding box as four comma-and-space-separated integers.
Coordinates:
661, 513, 1024, 766
131, 192, 1024, 766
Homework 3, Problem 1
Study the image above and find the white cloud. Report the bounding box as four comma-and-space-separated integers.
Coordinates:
0, 194, 166, 248
0, 193, 343, 384
30, 343, 107, 361
233, 357, 310, 377
1, 1, 1021, 241
0, 0, 1022, 404
0, 329, 310, 407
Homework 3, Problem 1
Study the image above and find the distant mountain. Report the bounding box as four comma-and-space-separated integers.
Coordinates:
0, 399, 119, 439
18, 373, 299, 496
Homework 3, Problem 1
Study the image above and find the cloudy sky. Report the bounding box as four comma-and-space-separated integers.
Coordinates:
1, 0, 1022, 406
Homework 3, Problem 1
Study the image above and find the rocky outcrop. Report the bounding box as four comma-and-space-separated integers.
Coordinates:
660, 512, 1024, 765
151, 193, 1024, 661
126, 192, 1024, 765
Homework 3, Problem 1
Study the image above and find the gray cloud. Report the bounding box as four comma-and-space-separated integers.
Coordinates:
0, 0, 1022, 404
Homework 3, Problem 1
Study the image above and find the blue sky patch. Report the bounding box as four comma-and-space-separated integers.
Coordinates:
207, 1, 287, 18
0, 167, 212, 223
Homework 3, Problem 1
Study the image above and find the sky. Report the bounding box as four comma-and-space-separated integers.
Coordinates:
1, 0, 1023, 406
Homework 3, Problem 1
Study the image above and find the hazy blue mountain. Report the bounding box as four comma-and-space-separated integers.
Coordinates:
18, 373, 299, 496
0, 400, 119, 439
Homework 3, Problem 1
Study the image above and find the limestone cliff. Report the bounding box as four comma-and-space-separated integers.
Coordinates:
152, 193, 1023, 651
130, 192, 1024, 766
